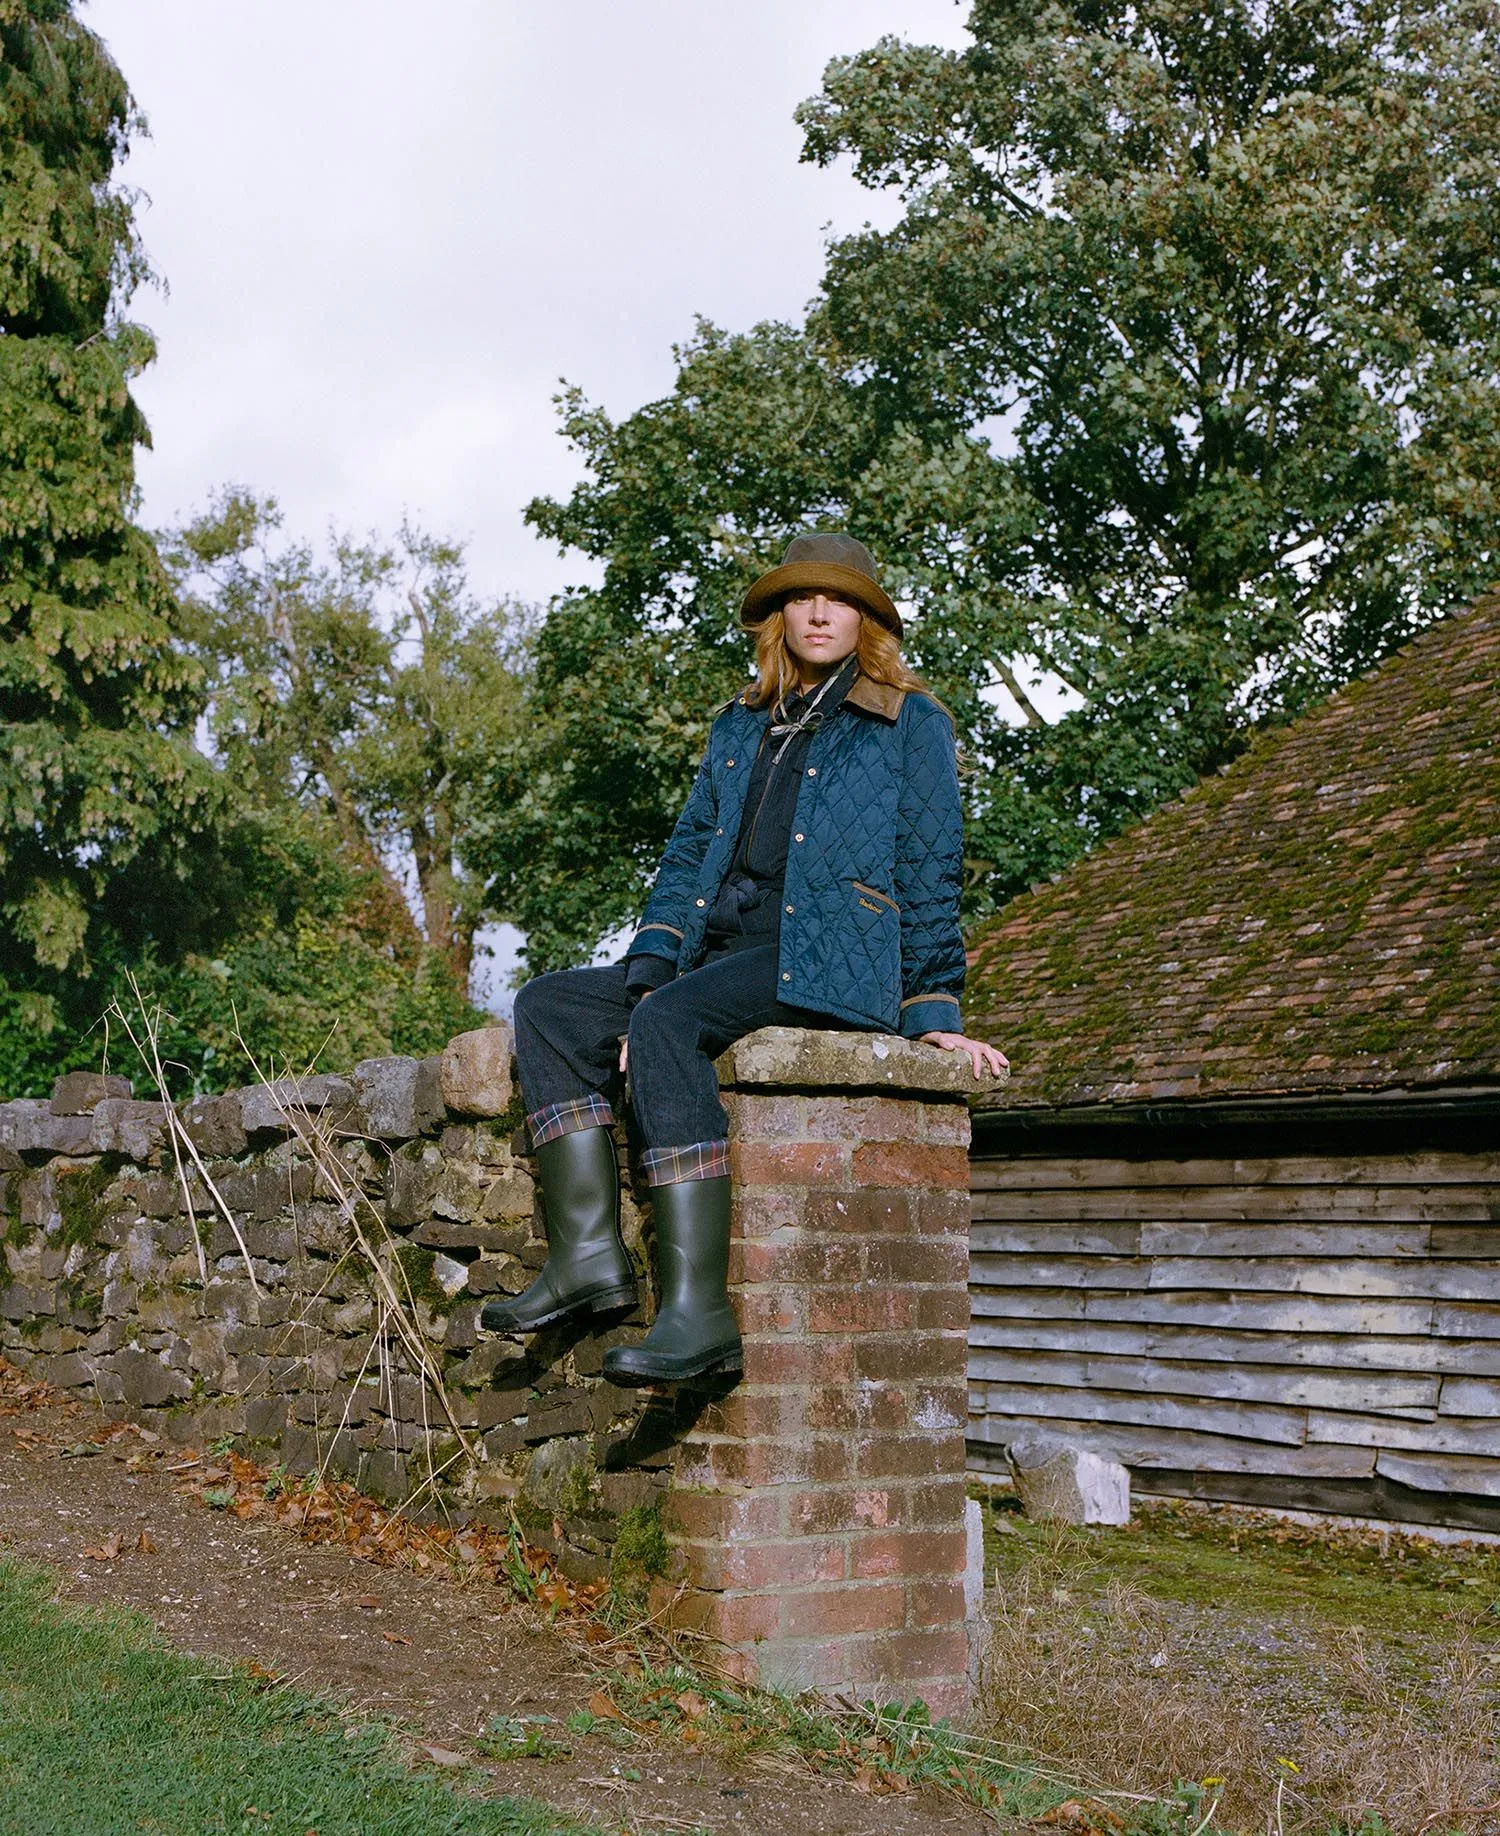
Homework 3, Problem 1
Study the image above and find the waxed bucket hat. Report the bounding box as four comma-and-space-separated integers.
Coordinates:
739, 532, 902, 638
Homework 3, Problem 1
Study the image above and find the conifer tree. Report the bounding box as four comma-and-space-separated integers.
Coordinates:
0, 0, 214, 1005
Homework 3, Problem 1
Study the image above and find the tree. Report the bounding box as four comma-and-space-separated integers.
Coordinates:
491, 0, 1500, 968
170, 492, 532, 996
0, 0, 217, 1026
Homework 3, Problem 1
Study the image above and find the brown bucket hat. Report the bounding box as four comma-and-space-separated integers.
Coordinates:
739, 532, 902, 638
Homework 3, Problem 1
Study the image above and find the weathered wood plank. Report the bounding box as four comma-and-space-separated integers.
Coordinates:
965, 1414, 1376, 1478
969, 1253, 1152, 1291
970, 1153, 1500, 1192
1431, 1226, 1500, 1258
1144, 1258, 1500, 1302
1306, 1411, 1500, 1456
970, 1185, 1500, 1222
1375, 1451, 1500, 1497
968, 1381, 1308, 1445
969, 1222, 1143, 1255
966, 1346, 1438, 1415
1439, 1378, 1500, 1418
967, 1316, 1500, 1375
1435, 1303, 1500, 1340
970, 1284, 1436, 1336
972, 1221, 1432, 1258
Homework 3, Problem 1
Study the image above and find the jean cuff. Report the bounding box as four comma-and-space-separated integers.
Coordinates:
527, 1095, 616, 1149
641, 1139, 730, 1186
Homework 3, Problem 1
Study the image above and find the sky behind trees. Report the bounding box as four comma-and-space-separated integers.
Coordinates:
88, 0, 972, 605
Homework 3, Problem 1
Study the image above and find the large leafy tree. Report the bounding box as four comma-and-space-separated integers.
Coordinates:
488, 0, 1500, 971
0, 0, 215, 996
170, 492, 532, 996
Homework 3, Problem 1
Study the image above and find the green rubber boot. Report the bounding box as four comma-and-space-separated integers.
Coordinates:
480, 1127, 635, 1333
602, 1176, 742, 1384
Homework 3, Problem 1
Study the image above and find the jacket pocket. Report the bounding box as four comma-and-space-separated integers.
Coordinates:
852, 881, 899, 914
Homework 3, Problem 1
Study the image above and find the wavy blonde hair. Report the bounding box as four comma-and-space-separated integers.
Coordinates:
744, 604, 939, 712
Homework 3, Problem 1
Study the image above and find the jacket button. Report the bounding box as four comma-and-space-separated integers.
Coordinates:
785, 904, 794, 914
695, 898, 706, 907
806, 767, 816, 776
793, 832, 804, 842
716, 828, 723, 835
782, 973, 791, 982
726, 759, 735, 768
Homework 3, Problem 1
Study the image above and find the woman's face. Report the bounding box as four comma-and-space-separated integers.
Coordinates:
782, 591, 863, 681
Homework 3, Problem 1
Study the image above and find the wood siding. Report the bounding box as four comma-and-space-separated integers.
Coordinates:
966, 1150, 1500, 1521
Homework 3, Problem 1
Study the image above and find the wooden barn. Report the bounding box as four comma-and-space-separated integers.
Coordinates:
964, 592, 1500, 1532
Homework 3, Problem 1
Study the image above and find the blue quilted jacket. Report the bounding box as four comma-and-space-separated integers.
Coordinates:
626, 675, 965, 1037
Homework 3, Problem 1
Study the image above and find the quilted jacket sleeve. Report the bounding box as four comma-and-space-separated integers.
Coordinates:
625, 738, 719, 972
892, 696, 965, 1039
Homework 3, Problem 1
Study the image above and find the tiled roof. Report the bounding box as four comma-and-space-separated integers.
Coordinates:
967, 592, 1500, 1109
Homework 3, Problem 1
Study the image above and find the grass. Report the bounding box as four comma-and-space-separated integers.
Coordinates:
0, 1557, 598, 1836
976, 1495, 1500, 1835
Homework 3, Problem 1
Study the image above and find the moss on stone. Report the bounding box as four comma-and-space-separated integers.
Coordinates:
391, 1243, 455, 1316
55, 1161, 115, 1250
611, 1502, 669, 1581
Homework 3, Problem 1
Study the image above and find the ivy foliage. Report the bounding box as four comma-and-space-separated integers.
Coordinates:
481, 0, 1500, 972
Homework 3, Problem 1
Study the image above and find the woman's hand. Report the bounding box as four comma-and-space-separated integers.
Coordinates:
920, 1032, 1008, 1079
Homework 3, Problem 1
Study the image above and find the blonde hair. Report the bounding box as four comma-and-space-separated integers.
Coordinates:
744, 605, 940, 712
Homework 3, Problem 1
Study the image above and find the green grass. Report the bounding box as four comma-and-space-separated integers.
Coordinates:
984, 1493, 1500, 1645
0, 1558, 597, 1836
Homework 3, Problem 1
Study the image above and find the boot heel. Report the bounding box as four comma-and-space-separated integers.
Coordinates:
589, 1283, 637, 1314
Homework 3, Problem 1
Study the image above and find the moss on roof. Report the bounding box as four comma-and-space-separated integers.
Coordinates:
967, 592, 1500, 1109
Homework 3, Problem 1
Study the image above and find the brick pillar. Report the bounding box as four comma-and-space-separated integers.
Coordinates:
658, 1026, 975, 1720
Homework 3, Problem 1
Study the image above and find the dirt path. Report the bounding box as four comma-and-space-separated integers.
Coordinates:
0, 1381, 993, 1836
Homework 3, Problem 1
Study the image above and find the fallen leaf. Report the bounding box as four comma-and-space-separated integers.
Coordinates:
676, 1690, 708, 1719
587, 1690, 624, 1722
419, 1743, 465, 1769
356, 1594, 382, 1610
381, 1631, 412, 1646
136, 1530, 156, 1554
82, 1529, 123, 1560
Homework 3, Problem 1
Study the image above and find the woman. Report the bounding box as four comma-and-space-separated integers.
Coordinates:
483, 532, 1006, 1384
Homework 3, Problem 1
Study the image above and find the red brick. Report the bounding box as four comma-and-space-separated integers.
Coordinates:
916, 1287, 973, 1331
866, 1625, 971, 1681
779, 1581, 908, 1639
806, 1285, 915, 1334
663, 1489, 785, 1542
743, 1336, 857, 1385
914, 1190, 971, 1236
805, 1383, 910, 1435
723, 1093, 812, 1142
670, 1590, 783, 1644
695, 1389, 808, 1439
920, 1102, 972, 1147
737, 1238, 866, 1285
731, 1187, 804, 1239
747, 1635, 878, 1691
855, 1331, 967, 1384
803, 1190, 914, 1235
864, 1238, 969, 1285
901, 1477, 969, 1531
735, 1287, 803, 1334
690, 1538, 848, 1591
851, 1432, 966, 1482
910, 1381, 969, 1433
847, 1529, 967, 1581
732, 1141, 851, 1188
852, 1140, 970, 1191
907, 1577, 968, 1628
805, 1095, 923, 1143
736, 1436, 853, 1487
788, 1482, 930, 1536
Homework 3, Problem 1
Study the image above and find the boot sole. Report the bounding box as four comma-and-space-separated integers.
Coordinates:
602, 1344, 743, 1385
481, 1282, 637, 1334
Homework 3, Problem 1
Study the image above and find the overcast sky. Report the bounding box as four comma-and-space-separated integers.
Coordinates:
89, 0, 972, 604
85, 1, 974, 1010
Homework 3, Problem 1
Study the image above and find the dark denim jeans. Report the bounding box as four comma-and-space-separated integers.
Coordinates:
513, 944, 839, 1164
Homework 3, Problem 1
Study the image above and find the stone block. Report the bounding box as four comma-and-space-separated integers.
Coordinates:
439, 1025, 515, 1118
1007, 1431, 1131, 1526
50, 1072, 132, 1115
352, 1057, 444, 1142
479, 1171, 536, 1221
0, 1101, 94, 1160
716, 1024, 1002, 1097
89, 1100, 168, 1161
107, 1344, 191, 1407
179, 1094, 249, 1159
241, 1076, 354, 1136
384, 1147, 440, 1228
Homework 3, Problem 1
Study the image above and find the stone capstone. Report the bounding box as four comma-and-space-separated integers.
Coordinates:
180, 1094, 250, 1159
50, 1072, 132, 1115
716, 1024, 1006, 1096
1007, 1431, 1131, 1526
439, 1026, 515, 1118
89, 1099, 167, 1161
241, 1076, 354, 1136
